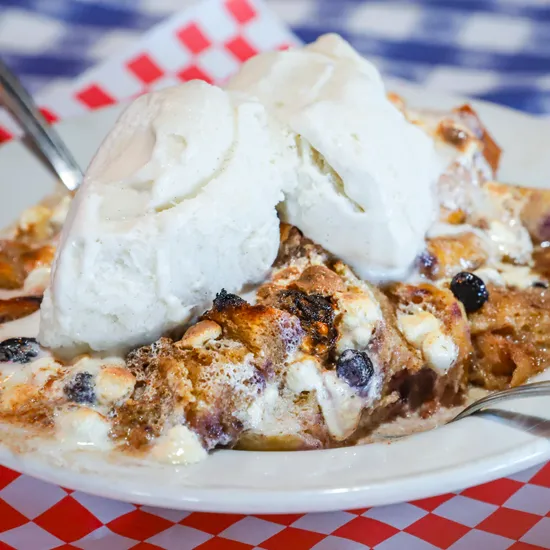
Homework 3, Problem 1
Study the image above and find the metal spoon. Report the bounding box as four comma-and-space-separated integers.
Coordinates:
0, 59, 83, 191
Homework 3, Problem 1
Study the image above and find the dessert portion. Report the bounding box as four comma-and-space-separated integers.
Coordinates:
0, 34, 549, 465
40, 83, 296, 353
228, 34, 441, 281
42, 34, 442, 355
0, 195, 70, 326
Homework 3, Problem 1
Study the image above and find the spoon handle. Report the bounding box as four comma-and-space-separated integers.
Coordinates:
452, 381, 550, 422
0, 59, 83, 191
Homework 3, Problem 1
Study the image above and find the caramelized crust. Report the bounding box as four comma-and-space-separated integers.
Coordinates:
0, 241, 54, 290
421, 233, 488, 280
519, 187, 550, 243
21, 245, 55, 274
409, 103, 502, 223
113, 339, 193, 448
469, 286, 550, 389
293, 265, 346, 296
0, 193, 67, 291
116, 336, 264, 450
203, 291, 303, 368
260, 289, 336, 358
274, 224, 326, 266
4, 102, 550, 460
390, 97, 501, 175
452, 105, 501, 173
0, 296, 42, 323
533, 246, 550, 280
0, 249, 26, 289
432, 104, 501, 175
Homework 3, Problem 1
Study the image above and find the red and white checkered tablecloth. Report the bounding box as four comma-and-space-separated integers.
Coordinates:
1, 461, 550, 549
1, 0, 550, 548
0, 0, 300, 141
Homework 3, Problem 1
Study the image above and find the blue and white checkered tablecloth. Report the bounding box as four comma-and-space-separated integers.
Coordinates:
0, 0, 549, 114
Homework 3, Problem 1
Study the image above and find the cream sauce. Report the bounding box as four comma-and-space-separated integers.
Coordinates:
0, 311, 40, 340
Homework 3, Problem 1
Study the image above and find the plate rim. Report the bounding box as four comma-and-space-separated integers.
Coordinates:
1, 415, 549, 513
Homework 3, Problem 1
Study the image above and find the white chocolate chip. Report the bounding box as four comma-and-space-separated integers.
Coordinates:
151, 425, 207, 464
398, 311, 440, 348
180, 320, 222, 348
96, 366, 135, 405
336, 291, 382, 352
286, 356, 365, 440
398, 310, 458, 373
422, 332, 458, 373
56, 408, 111, 449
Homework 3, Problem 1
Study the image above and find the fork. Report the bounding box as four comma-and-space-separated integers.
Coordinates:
450, 380, 550, 423
378, 381, 550, 441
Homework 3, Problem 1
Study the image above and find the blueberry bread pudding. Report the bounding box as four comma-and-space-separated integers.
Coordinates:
1, 93, 550, 465
1, 28, 550, 467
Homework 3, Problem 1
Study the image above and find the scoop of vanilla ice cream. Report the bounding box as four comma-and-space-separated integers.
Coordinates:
40, 81, 294, 352
228, 34, 442, 280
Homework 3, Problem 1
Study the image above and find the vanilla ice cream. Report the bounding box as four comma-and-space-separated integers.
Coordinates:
41, 36, 445, 353
228, 34, 442, 280
40, 82, 295, 352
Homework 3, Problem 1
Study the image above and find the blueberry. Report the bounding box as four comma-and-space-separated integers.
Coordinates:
0, 337, 40, 364
64, 372, 96, 404
213, 289, 246, 311
336, 349, 374, 390
450, 272, 489, 313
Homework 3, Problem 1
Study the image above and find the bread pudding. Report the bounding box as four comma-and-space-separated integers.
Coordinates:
0, 91, 549, 466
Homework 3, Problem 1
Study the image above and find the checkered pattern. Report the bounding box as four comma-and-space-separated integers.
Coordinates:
285, 0, 550, 115
2, 462, 550, 549
1, 0, 550, 139
0, 0, 299, 141
1, 0, 550, 115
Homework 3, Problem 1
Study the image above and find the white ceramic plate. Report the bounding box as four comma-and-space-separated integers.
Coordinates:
1, 83, 550, 514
